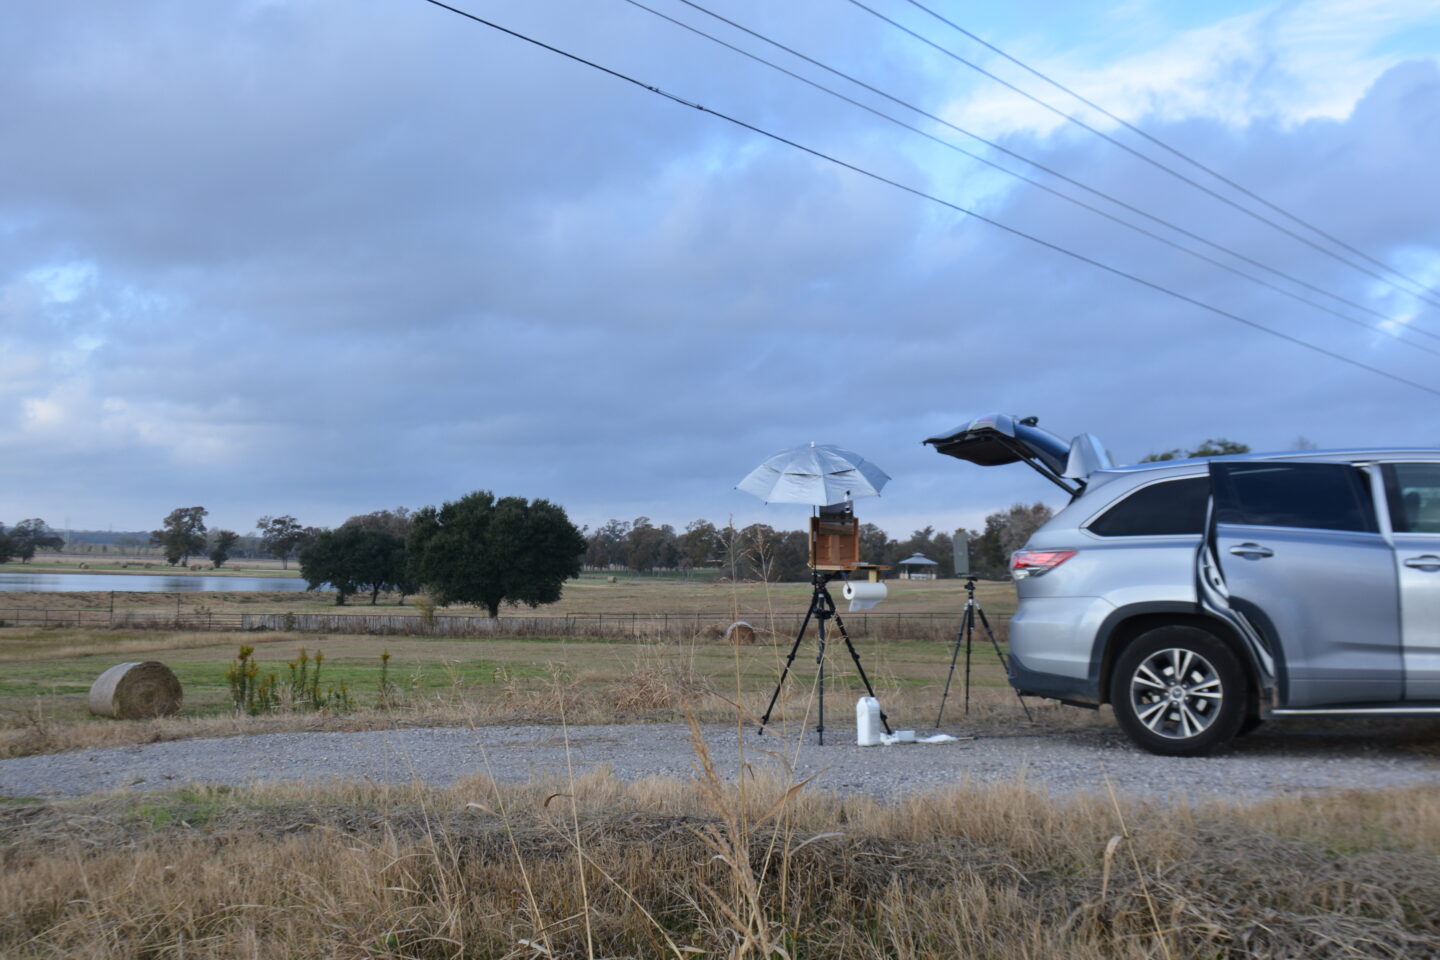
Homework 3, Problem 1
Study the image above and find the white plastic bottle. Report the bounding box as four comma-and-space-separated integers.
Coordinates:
856, 696, 882, 746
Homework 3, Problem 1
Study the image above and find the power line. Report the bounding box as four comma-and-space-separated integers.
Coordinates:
843, 0, 1440, 312
415, 0, 1440, 400
900, 0, 1440, 304
624, 0, 1440, 358
659, 0, 1440, 346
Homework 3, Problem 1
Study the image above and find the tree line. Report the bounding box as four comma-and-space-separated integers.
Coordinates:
579, 506, 1059, 582
0, 504, 1055, 582
577, 437, 1253, 580
144, 495, 586, 613
5, 435, 1253, 605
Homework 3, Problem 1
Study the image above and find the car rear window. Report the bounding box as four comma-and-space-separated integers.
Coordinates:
1214, 462, 1375, 532
1088, 477, 1208, 537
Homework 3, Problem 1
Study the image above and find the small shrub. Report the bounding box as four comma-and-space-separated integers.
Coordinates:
377, 650, 400, 709
225, 646, 278, 715
225, 645, 351, 715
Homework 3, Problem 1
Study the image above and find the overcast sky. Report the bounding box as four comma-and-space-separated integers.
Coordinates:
3, 0, 1438, 538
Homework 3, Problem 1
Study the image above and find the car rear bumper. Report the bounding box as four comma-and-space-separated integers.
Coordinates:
1006, 596, 1112, 704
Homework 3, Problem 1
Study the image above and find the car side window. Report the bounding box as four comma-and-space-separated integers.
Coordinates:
1213, 462, 1376, 533
1382, 463, 1440, 533
1088, 477, 1208, 537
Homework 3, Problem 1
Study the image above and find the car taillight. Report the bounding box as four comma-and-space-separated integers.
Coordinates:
1011, 549, 1076, 579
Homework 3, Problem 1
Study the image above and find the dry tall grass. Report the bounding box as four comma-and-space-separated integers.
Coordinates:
2, 764, 1436, 958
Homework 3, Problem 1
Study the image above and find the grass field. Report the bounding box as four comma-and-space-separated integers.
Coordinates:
0, 575, 1034, 758
0, 571, 1018, 619
0, 611, 1059, 758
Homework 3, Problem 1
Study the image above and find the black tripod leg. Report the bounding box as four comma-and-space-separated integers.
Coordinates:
935, 603, 971, 728
832, 611, 893, 734
964, 606, 974, 715
975, 605, 1033, 722
815, 614, 828, 745
757, 598, 816, 735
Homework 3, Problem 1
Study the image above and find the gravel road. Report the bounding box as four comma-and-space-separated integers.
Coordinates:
2, 719, 1437, 801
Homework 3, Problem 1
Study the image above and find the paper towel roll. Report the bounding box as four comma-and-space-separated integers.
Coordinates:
842, 581, 887, 611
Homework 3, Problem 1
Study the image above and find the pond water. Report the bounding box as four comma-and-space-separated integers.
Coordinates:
0, 572, 316, 593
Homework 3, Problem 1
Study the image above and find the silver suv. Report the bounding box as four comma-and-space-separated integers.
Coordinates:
926, 413, 1440, 756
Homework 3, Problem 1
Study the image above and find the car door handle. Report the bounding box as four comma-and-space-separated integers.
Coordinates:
1403, 554, 1440, 570
1228, 543, 1274, 558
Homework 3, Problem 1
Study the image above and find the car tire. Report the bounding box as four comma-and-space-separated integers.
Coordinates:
1111, 626, 1247, 757
1236, 714, 1264, 738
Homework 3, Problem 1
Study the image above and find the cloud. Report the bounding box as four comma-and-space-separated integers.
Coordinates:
934, 0, 1440, 138
0, 0, 1437, 538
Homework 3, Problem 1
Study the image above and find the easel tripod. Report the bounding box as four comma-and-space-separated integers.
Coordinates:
758, 570, 893, 744
935, 576, 1033, 727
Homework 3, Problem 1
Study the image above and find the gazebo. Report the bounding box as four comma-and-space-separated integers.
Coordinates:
896, 553, 940, 580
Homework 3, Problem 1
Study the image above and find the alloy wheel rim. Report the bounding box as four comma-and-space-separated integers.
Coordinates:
1129, 647, 1223, 740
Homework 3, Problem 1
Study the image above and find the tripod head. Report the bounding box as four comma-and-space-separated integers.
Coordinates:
959, 572, 1011, 598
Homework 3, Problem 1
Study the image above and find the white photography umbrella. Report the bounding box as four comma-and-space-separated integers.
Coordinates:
736, 442, 890, 506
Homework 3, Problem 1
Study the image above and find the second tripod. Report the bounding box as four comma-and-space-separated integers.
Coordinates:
935, 576, 1033, 727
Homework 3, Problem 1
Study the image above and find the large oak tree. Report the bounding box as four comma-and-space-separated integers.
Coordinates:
406, 491, 584, 618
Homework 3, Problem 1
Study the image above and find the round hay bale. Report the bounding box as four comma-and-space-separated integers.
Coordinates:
725, 621, 757, 645
88, 662, 183, 720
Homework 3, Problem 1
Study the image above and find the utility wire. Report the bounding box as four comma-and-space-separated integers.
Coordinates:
415, 0, 1440, 400
621, 0, 1440, 358
661, 0, 1440, 345
844, 0, 1440, 312
900, 0, 1440, 304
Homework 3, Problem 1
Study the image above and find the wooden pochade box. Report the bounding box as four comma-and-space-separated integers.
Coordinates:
809, 515, 859, 571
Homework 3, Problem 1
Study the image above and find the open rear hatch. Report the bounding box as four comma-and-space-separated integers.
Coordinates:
924, 413, 1111, 495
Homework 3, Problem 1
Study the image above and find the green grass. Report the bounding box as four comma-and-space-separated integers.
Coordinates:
0, 647, 560, 714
